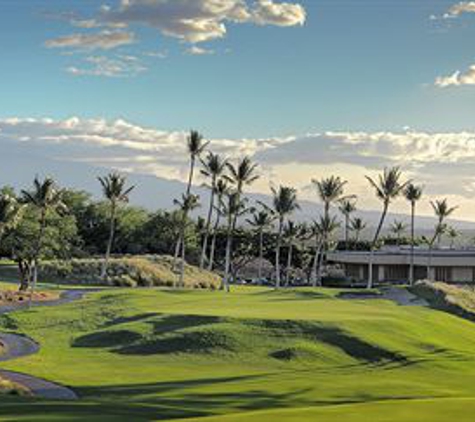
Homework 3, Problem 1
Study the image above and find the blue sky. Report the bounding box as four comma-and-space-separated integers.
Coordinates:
2, 0, 475, 219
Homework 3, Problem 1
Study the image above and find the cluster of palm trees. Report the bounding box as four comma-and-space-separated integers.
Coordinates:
0, 129, 463, 292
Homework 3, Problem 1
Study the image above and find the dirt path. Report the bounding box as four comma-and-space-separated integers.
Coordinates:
0, 289, 92, 400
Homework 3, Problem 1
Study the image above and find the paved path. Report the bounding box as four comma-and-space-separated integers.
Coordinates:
0, 289, 91, 400
339, 287, 428, 307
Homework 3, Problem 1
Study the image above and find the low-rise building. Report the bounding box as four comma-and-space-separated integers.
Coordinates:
327, 246, 475, 284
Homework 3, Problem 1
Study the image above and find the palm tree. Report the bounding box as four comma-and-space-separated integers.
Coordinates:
208, 179, 228, 271
174, 130, 208, 268
447, 226, 459, 249
221, 157, 259, 287
98, 172, 135, 279
390, 220, 407, 245
221, 192, 250, 292
199, 152, 227, 268
173, 193, 201, 287
312, 215, 340, 286
350, 217, 367, 243
338, 199, 357, 249
246, 208, 274, 280
366, 167, 407, 288
427, 199, 457, 280
312, 176, 349, 285
283, 220, 299, 286
268, 186, 299, 288
0, 194, 24, 243
22, 177, 67, 296
404, 183, 423, 285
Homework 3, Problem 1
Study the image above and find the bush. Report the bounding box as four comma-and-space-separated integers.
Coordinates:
39, 255, 220, 289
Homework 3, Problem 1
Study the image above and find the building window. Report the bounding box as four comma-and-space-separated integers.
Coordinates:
435, 267, 452, 282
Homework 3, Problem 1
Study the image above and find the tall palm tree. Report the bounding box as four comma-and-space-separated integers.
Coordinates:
269, 186, 299, 289
221, 157, 259, 286
173, 193, 201, 287
365, 167, 407, 288
22, 177, 67, 296
338, 198, 357, 249
350, 217, 367, 243
246, 208, 274, 280
221, 192, 249, 292
98, 172, 135, 279
312, 215, 340, 286
208, 179, 228, 271
199, 152, 227, 268
312, 176, 349, 285
404, 183, 423, 285
174, 130, 208, 268
390, 220, 407, 245
283, 220, 299, 286
427, 199, 457, 280
447, 226, 459, 249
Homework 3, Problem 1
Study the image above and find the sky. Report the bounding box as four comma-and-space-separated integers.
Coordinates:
2, 0, 475, 220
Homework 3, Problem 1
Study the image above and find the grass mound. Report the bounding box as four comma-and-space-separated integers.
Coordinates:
39, 255, 220, 289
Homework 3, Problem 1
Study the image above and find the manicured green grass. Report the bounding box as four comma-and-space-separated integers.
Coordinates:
1, 285, 475, 421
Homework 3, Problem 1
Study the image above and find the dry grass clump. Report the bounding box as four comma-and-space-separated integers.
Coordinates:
0, 290, 58, 306
0, 377, 32, 397
413, 280, 475, 319
40, 255, 220, 289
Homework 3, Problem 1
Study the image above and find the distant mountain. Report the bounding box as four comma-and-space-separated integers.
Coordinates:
2, 149, 475, 238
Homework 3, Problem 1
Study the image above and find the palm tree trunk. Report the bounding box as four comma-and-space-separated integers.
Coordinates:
409, 202, 415, 286
222, 222, 232, 292
285, 243, 293, 287
200, 183, 215, 268
101, 202, 116, 280
275, 217, 284, 289
345, 215, 349, 249
258, 230, 264, 280
30, 208, 47, 306
179, 225, 186, 288
208, 212, 221, 271
367, 202, 388, 289
311, 235, 322, 287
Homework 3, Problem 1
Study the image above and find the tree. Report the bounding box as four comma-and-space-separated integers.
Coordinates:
174, 130, 208, 270
221, 192, 250, 292
0, 193, 24, 244
390, 220, 407, 245
21, 177, 67, 297
246, 207, 274, 280
283, 220, 300, 286
338, 198, 356, 249
221, 157, 259, 289
97, 173, 135, 279
199, 152, 227, 268
312, 215, 340, 286
365, 167, 407, 288
447, 226, 459, 249
312, 176, 349, 285
208, 179, 228, 271
269, 186, 299, 289
427, 199, 457, 280
404, 183, 423, 285
173, 193, 200, 287
350, 217, 367, 243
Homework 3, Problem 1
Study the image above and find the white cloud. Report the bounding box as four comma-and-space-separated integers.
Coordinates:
45, 30, 135, 50
100, 0, 305, 43
66, 54, 147, 77
442, 1, 475, 18
185, 46, 214, 55
252, 0, 306, 26
435, 64, 475, 87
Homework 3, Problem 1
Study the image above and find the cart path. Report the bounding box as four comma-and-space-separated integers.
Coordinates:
0, 289, 93, 400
